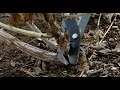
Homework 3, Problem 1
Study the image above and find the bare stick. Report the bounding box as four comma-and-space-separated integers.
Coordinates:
97, 13, 102, 29
0, 29, 58, 62
0, 22, 49, 38
86, 68, 103, 76
79, 71, 84, 77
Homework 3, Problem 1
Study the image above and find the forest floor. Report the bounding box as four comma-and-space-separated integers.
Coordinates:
0, 13, 120, 77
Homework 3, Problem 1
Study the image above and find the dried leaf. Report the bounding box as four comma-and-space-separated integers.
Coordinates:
113, 44, 120, 54
90, 43, 106, 51
111, 67, 117, 71
10, 61, 16, 67
0, 57, 2, 60
84, 33, 93, 39
10, 13, 21, 27
115, 44, 120, 49
20, 68, 35, 77
78, 52, 89, 72
95, 29, 104, 40
34, 60, 41, 67
10, 13, 34, 27
48, 37, 58, 46
41, 61, 47, 71
82, 32, 95, 45
33, 67, 42, 75
97, 49, 111, 54
57, 31, 70, 55
102, 13, 114, 23
117, 63, 120, 67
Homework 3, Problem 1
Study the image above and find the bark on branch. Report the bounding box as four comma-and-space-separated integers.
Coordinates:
0, 22, 49, 38
0, 29, 58, 62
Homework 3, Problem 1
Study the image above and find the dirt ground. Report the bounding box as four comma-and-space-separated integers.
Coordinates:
0, 13, 120, 77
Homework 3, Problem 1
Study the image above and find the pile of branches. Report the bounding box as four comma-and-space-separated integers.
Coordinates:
0, 13, 117, 65
0, 13, 86, 63
0, 13, 58, 62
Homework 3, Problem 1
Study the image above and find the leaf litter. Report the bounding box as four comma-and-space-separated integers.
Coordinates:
0, 13, 120, 77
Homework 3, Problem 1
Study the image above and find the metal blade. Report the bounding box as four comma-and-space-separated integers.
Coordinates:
58, 13, 91, 64
65, 18, 80, 64
56, 47, 69, 65
78, 13, 91, 38
65, 13, 91, 64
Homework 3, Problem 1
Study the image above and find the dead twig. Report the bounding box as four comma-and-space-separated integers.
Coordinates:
79, 71, 85, 77
97, 13, 102, 29
0, 22, 50, 38
86, 68, 103, 76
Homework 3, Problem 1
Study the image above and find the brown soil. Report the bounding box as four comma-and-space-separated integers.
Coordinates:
0, 13, 120, 77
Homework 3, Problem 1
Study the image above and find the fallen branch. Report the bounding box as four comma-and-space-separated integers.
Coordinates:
0, 29, 58, 62
0, 22, 50, 38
